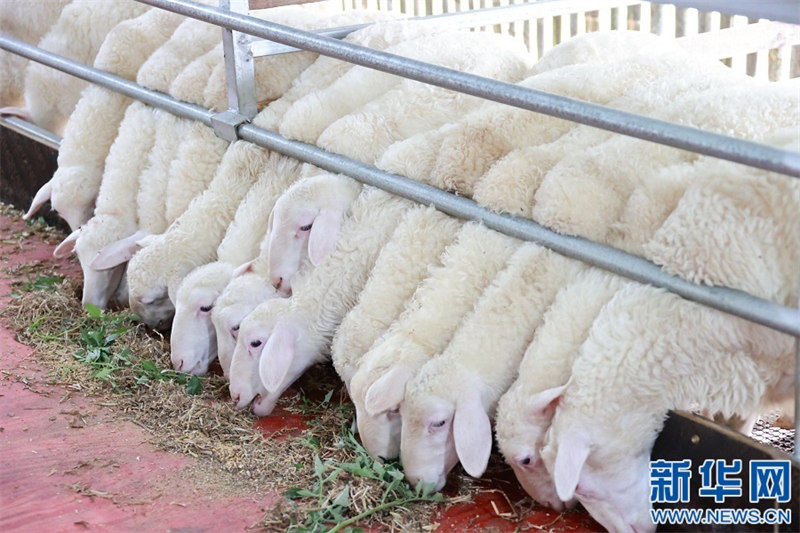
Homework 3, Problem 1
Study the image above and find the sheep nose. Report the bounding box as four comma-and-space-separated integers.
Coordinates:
233, 394, 240, 405
176, 358, 183, 371
272, 277, 283, 291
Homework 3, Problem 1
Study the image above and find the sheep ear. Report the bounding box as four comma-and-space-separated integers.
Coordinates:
259, 321, 296, 393
23, 180, 53, 220
0, 106, 31, 121
232, 260, 254, 278
364, 366, 412, 416
552, 432, 591, 502
453, 394, 492, 478
528, 385, 566, 418
266, 208, 275, 236
53, 228, 80, 258
91, 230, 150, 269
307, 209, 341, 266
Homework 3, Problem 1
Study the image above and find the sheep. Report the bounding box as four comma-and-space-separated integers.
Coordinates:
169, 161, 303, 375
494, 268, 626, 511
644, 127, 800, 306
111, 16, 444, 330
265, 29, 530, 294
212, 269, 278, 377
398, 244, 584, 492
162, 15, 431, 376
377, 32, 734, 197
22, 6, 185, 230
228, 187, 413, 416
312, 30, 533, 165
349, 222, 519, 460
470, 64, 745, 219
277, 23, 528, 145
0, 0, 69, 109
330, 205, 461, 393
14, 0, 147, 135
540, 283, 796, 533
53, 101, 157, 309
55, 40, 243, 311
532, 79, 799, 242
526, 129, 799, 531
265, 173, 363, 296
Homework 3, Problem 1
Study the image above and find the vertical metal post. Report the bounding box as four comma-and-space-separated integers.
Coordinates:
795, 277, 799, 461
220, 0, 258, 119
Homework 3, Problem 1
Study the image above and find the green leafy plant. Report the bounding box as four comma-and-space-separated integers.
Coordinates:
284, 418, 443, 532
74, 303, 202, 395
11, 273, 64, 297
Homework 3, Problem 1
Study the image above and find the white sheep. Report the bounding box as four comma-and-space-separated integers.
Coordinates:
3, 0, 147, 135
0, 0, 69, 109
349, 222, 519, 460
265, 173, 363, 296
168, 160, 303, 375
541, 283, 795, 533
161, 14, 427, 370
470, 63, 744, 218
112, 16, 442, 330
399, 244, 584, 491
228, 188, 413, 416
378, 32, 732, 198
211, 269, 278, 377
532, 79, 799, 242
330, 205, 461, 393
53, 101, 157, 309
277, 23, 512, 144
534, 130, 799, 531
312, 29, 533, 164
22, 6, 185, 230
494, 267, 625, 511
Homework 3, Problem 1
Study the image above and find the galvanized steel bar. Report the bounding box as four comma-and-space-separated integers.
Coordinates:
0, 37, 214, 127
249, 0, 628, 56
239, 122, 800, 338
2, 34, 799, 340
649, 0, 800, 25
0, 115, 62, 150
220, 0, 258, 118
135, 0, 800, 178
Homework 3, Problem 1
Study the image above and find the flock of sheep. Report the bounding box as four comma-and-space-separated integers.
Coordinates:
2, 1, 799, 531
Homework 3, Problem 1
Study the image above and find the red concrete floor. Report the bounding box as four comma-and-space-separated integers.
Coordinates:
0, 208, 604, 532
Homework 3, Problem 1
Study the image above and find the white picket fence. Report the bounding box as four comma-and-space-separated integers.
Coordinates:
323, 0, 799, 81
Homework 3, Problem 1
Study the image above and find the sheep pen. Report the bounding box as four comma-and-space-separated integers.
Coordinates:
2, 0, 798, 530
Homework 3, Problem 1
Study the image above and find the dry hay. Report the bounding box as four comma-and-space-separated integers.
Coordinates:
1, 255, 480, 531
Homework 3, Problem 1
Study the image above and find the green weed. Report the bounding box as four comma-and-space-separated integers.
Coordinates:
284, 404, 443, 533
74, 303, 202, 395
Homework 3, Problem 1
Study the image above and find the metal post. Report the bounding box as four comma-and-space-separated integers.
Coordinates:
220, 0, 257, 119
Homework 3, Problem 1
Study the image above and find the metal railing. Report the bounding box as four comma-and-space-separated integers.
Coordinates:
0, 0, 797, 457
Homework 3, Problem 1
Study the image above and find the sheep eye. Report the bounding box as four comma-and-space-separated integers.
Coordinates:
232, 324, 240, 332
520, 457, 531, 466
431, 420, 446, 428
200, 305, 213, 312
299, 223, 313, 232
250, 340, 262, 348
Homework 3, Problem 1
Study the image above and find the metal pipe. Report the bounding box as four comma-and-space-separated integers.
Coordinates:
0, 115, 61, 150
239, 122, 800, 338
649, 0, 800, 25
249, 0, 631, 56
2, 35, 799, 339
0, 37, 214, 128
135, 0, 800, 178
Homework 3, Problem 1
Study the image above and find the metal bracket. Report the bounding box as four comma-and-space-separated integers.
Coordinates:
210, 110, 249, 142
